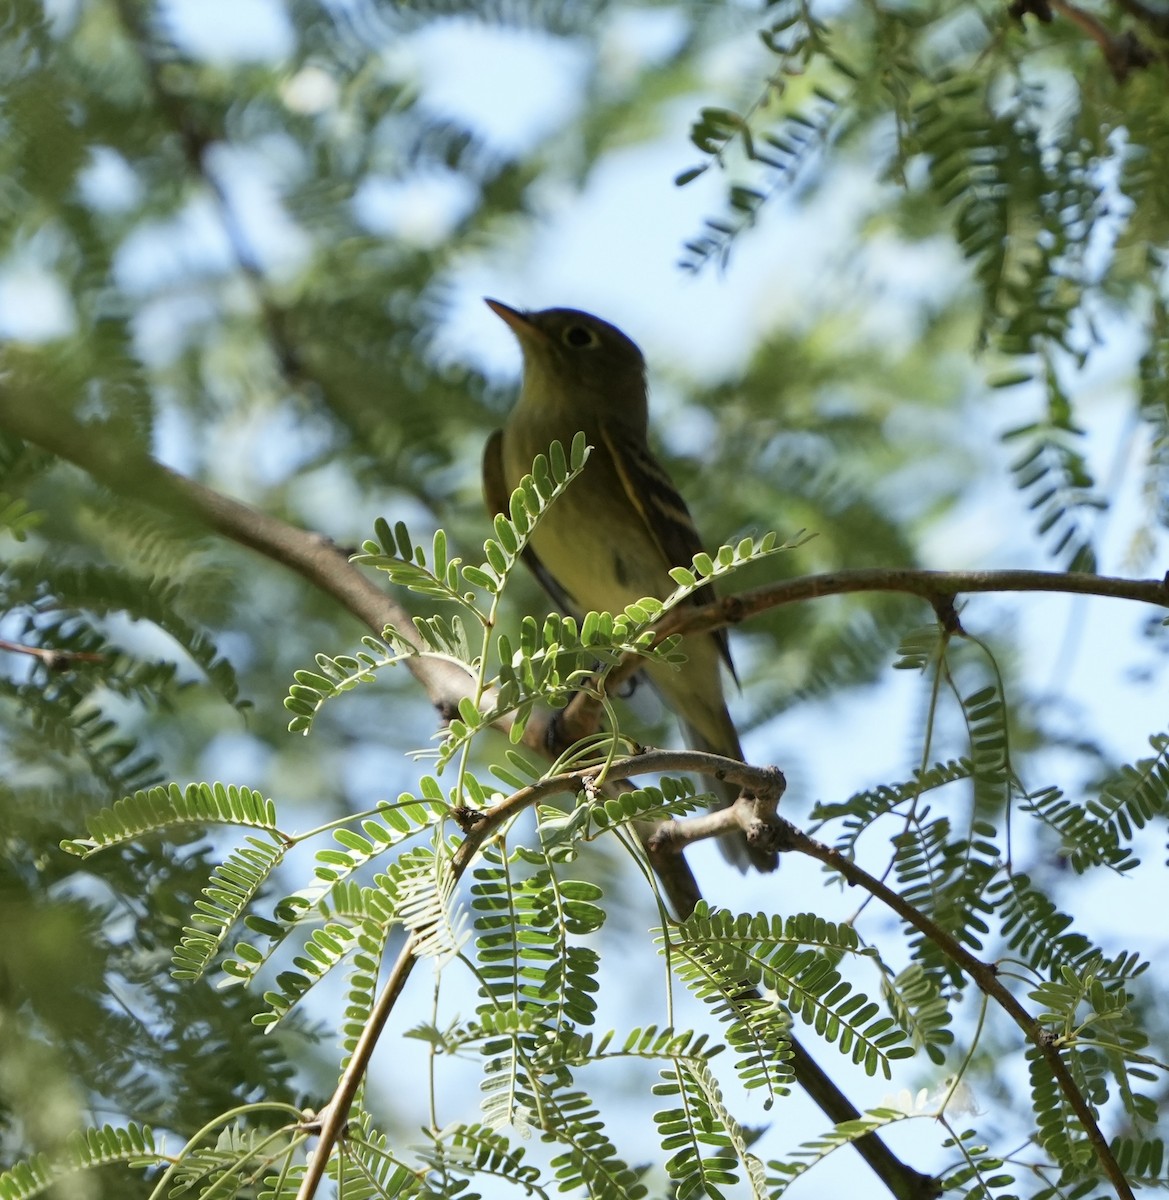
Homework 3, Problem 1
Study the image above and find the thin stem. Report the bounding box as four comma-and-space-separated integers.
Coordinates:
291, 799, 430, 844
146, 1103, 306, 1200
850, 621, 952, 925
428, 975, 441, 1132
938, 992, 988, 1119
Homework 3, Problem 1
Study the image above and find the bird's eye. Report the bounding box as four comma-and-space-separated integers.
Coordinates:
563, 324, 599, 349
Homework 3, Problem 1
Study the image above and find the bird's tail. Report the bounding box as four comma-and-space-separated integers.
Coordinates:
684, 719, 779, 873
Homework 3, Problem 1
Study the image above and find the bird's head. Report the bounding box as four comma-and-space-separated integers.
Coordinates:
486, 299, 648, 427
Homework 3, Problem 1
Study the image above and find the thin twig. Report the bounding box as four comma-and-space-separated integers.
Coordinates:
0, 638, 106, 667
295, 766, 608, 1200
676, 565, 1169, 632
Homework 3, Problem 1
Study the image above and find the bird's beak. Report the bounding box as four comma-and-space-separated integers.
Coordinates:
485, 298, 544, 343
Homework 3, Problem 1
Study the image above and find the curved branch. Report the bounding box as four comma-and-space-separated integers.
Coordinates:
0, 387, 477, 714
299, 753, 939, 1200
295, 766, 597, 1200
781, 818, 1134, 1200
491, 750, 1134, 1199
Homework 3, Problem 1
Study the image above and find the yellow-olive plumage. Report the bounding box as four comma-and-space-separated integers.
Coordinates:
483, 299, 776, 872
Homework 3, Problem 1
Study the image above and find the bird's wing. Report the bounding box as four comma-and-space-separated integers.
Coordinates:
482, 427, 576, 615
598, 423, 736, 679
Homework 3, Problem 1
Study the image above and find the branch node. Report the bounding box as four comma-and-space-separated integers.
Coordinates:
647, 764, 789, 857
579, 772, 605, 804
931, 594, 963, 635
722, 594, 746, 626
450, 805, 486, 832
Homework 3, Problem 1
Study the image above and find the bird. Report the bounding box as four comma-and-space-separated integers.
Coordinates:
482, 299, 777, 872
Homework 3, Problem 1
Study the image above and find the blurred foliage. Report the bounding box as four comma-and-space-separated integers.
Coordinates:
2, 0, 1169, 1195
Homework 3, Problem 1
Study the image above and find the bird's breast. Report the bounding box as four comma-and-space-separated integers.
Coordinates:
501, 414, 665, 616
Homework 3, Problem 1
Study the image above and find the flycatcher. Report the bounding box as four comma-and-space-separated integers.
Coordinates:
483, 300, 776, 872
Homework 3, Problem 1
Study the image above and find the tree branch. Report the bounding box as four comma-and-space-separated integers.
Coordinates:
0, 386, 477, 714
483, 750, 1134, 1199
300, 755, 940, 1200
549, 564, 1169, 747
780, 816, 1135, 1200
623, 758, 938, 1200
676, 565, 1169, 634
296, 767, 600, 1200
